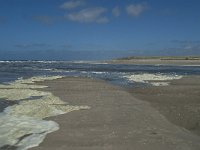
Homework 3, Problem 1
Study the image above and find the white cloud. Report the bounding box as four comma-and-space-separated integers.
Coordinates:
126, 3, 149, 17
60, 0, 85, 10
112, 6, 120, 17
96, 17, 109, 23
66, 7, 109, 23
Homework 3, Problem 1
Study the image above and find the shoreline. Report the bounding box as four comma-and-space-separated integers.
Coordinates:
0, 76, 90, 150
31, 76, 200, 150
106, 59, 200, 66
1, 59, 200, 66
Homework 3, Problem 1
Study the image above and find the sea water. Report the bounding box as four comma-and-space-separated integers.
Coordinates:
0, 61, 200, 149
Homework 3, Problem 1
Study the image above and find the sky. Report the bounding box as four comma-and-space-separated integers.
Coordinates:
0, 0, 200, 60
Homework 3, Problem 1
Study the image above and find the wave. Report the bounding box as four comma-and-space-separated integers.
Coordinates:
91, 71, 107, 74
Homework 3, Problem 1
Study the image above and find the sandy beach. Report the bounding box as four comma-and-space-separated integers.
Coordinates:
129, 76, 200, 136
1, 0, 200, 149
31, 76, 200, 150
108, 59, 200, 66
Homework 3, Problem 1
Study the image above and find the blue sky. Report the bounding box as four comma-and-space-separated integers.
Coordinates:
0, 0, 200, 60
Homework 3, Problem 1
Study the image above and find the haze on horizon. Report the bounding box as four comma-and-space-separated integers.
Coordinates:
0, 0, 200, 60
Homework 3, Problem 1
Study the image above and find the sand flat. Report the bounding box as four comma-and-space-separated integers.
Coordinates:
108, 59, 200, 65
31, 77, 200, 150
129, 76, 200, 136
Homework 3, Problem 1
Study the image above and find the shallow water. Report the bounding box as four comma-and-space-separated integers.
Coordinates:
1, 61, 200, 86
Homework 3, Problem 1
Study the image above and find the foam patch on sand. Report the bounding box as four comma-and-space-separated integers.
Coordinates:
124, 73, 182, 86
0, 114, 59, 150
0, 76, 90, 150
150, 82, 170, 86
0, 76, 63, 89
0, 89, 47, 100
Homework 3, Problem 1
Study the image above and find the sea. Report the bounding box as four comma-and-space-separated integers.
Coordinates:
1, 61, 200, 86
0, 61, 200, 150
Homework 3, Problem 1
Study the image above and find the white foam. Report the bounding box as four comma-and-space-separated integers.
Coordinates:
0, 61, 25, 63
32, 61, 58, 64
37, 68, 53, 71
0, 76, 63, 89
91, 71, 107, 74
0, 76, 90, 149
124, 73, 182, 86
150, 82, 170, 86
0, 89, 47, 100
16, 76, 63, 84
52, 69, 76, 73
4, 92, 90, 119
0, 114, 59, 150
87, 62, 108, 64
81, 71, 88, 74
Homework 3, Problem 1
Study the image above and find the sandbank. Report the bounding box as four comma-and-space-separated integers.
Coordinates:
31, 77, 200, 150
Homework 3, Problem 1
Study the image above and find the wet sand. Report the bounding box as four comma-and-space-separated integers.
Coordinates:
129, 76, 200, 136
107, 59, 200, 65
31, 77, 200, 150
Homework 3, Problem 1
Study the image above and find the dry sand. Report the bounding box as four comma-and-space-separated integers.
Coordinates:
31, 77, 200, 150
